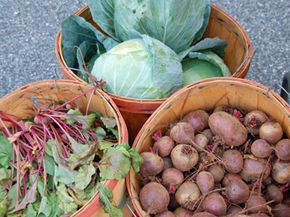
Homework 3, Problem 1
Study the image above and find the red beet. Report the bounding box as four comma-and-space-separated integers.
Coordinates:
245, 194, 267, 213
272, 203, 290, 217
163, 157, 173, 171
173, 207, 193, 217
201, 192, 227, 216
265, 184, 283, 203
272, 160, 290, 184
244, 110, 268, 135
162, 168, 184, 191
170, 144, 198, 172
222, 150, 244, 173
183, 110, 209, 131
175, 181, 201, 210
156, 211, 175, 217
194, 133, 209, 152
240, 158, 271, 182
139, 182, 170, 214
208, 165, 225, 183
191, 212, 217, 217
170, 122, 195, 144
154, 136, 175, 157
202, 129, 214, 144
259, 121, 283, 144
225, 179, 250, 204
275, 139, 290, 161
251, 139, 273, 158
140, 152, 164, 177
196, 171, 215, 194
222, 173, 242, 186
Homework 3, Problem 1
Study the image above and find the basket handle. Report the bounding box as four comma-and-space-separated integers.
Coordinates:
280, 72, 290, 104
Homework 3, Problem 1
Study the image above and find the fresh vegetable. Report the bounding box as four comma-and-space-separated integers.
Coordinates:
136, 107, 290, 216
209, 111, 248, 147
61, 0, 230, 100
140, 152, 164, 177
91, 35, 183, 99
259, 121, 283, 144
139, 182, 170, 215
0, 91, 142, 217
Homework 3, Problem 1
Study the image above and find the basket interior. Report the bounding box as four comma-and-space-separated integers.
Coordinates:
128, 79, 290, 216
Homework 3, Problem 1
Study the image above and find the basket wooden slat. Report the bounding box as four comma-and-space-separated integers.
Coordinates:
126, 78, 290, 217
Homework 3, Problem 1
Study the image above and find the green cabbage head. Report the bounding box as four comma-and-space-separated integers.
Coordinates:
91, 35, 183, 99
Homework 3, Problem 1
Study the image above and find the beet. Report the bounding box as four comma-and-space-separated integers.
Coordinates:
182, 110, 209, 131
227, 206, 243, 215
225, 179, 250, 204
272, 160, 290, 184
196, 171, 215, 194
244, 110, 268, 135
272, 203, 290, 217
194, 133, 209, 152
245, 194, 267, 213
140, 152, 164, 177
201, 192, 227, 216
265, 184, 283, 203
191, 212, 217, 217
222, 150, 244, 173
162, 168, 184, 191
156, 211, 176, 217
154, 136, 175, 157
170, 122, 195, 144
249, 214, 269, 217
202, 129, 214, 144
208, 164, 225, 183
163, 157, 173, 171
170, 144, 198, 172
240, 158, 271, 182
275, 139, 290, 161
259, 121, 283, 144
139, 182, 170, 214
222, 173, 242, 186
251, 139, 273, 158
173, 207, 193, 217
175, 181, 201, 210
208, 111, 248, 147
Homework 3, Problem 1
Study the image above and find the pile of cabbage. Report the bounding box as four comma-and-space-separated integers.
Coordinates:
61, 0, 230, 99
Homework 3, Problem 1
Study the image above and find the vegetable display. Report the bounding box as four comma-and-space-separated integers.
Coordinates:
61, 0, 231, 99
137, 107, 290, 216
0, 91, 142, 217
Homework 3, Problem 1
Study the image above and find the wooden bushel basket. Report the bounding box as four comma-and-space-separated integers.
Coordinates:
55, 4, 254, 143
126, 78, 290, 217
0, 80, 129, 217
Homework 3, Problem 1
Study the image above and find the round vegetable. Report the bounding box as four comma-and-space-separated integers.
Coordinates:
227, 206, 243, 215
265, 184, 283, 203
208, 164, 225, 183
140, 152, 164, 177
222, 150, 244, 173
222, 174, 242, 187
240, 158, 270, 182
272, 203, 290, 217
202, 129, 214, 144
191, 211, 217, 217
154, 136, 175, 157
175, 181, 201, 210
225, 179, 250, 204
170, 144, 199, 172
249, 214, 269, 217
196, 171, 215, 194
156, 211, 176, 217
182, 110, 209, 131
162, 168, 184, 191
173, 207, 193, 217
245, 194, 267, 213
272, 160, 290, 184
244, 110, 268, 135
275, 139, 290, 161
194, 133, 209, 152
259, 121, 283, 144
201, 192, 227, 216
251, 139, 273, 158
170, 122, 195, 144
208, 111, 248, 147
139, 182, 170, 214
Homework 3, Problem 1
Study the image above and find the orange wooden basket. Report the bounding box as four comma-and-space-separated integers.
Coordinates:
127, 78, 289, 217
55, 4, 254, 142
0, 80, 129, 217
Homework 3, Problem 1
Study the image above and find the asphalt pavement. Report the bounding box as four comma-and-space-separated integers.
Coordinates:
0, 0, 289, 97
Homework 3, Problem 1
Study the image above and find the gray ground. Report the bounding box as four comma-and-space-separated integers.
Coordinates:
0, 0, 289, 97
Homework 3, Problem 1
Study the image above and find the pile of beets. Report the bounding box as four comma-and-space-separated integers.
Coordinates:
137, 107, 290, 217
